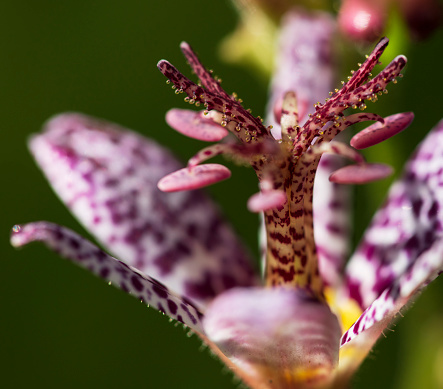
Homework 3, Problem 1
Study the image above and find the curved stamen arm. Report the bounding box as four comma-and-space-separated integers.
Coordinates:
157, 60, 270, 144
340, 37, 389, 95
188, 144, 240, 167
320, 113, 384, 143
306, 141, 366, 164
180, 42, 232, 100
294, 48, 406, 153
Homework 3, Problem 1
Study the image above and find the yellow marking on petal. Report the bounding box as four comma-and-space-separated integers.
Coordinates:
324, 287, 362, 334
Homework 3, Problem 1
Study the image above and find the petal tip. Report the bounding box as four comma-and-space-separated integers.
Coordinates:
10, 224, 23, 247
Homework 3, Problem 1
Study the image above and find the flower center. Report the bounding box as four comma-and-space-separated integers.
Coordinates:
157, 38, 409, 301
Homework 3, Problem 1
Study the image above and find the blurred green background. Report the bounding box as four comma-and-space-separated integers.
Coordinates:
1, 1, 443, 388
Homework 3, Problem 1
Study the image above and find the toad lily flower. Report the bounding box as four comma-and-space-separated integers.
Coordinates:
11, 13, 443, 389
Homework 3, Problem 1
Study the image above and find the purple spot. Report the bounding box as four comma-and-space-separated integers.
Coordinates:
69, 238, 80, 249
180, 303, 197, 325
104, 178, 119, 187
131, 275, 143, 292
221, 273, 236, 290
100, 267, 110, 278
185, 273, 216, 300
412, 199, 423, 217
346, 277, 363, 308
429, 201, 439, 218
167, 300, 178, 315
405, 235, 419, 252
152, 285, 168, 298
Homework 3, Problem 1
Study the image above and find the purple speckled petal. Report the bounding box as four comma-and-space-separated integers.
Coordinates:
29, 113, 257, 308
313, 155, 353, 286
350, 112, 414, 149
165, 108, 229, 142
338, 238, 443, 376
203, 287, 341, 389
158, 164, 231, 192
266, 10, 336, 137
346, 119, 443, 308
329, 163, 393, 184
10, 222, 205, 333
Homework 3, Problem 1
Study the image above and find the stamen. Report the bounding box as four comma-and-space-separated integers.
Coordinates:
350, 112, 414, 149
166, 109, 229, 142
247, 190, 287, 213
187, 144, 232, 167
157, 164, 231, 192
295, 39, 407, 154
307, 142, 365, 164
157, 49, 270, 144
329, 163, 393, 184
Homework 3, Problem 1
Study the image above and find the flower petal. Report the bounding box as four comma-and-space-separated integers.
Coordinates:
11, 222, 205, 333
165, 108, 229, 142
29, 113, 257, 308
203, 287, 341, 389
346, 119, 443, 308
266, 10, 336, 137
157, 164, 231, 192
338, 238, 443, 377
314, 155, 352, 286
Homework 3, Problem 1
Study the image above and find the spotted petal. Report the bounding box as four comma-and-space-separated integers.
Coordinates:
11, 222, 205, 333
339, 238, 443, 377
29, 113, 257, 308
313, 156, 352, 286
346, 119, 443, 308
203, 287, 341, 389
266, 10, 336, 136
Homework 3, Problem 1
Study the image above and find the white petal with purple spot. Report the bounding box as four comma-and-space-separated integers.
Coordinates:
346, 120, 443, 308
29, 113, 257, 308
11, 222, 205, 333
